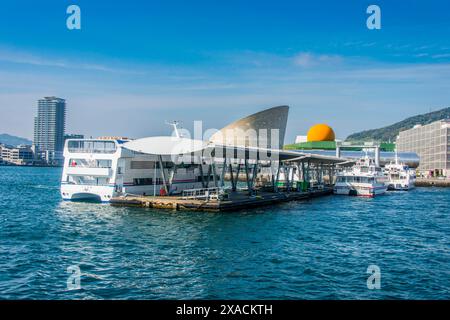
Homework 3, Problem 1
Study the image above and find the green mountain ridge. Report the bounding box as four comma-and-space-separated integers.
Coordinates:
0, 133, 33, 147
346, 107, 450, 142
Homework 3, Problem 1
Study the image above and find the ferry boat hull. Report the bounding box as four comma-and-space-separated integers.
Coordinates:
61, 183, 116, 202
386, 181, 415, 191
334, 183, 387, 197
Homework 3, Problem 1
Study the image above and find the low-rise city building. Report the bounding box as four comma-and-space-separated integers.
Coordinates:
0, 144, 35, 165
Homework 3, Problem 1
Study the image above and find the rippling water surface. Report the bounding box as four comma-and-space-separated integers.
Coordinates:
0, 166, 449, 299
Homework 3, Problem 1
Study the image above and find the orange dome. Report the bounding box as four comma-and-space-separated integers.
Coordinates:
307, 124, 335, 142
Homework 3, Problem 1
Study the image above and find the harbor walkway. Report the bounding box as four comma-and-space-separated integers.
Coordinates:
415, 177, 450, 187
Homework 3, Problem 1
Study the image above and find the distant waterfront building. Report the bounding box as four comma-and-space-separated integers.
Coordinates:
294, 135, 307, 144
396, 119, 450, 177
34, 97, 66, 165
0, 144, 35, 165
289, 123, 393, 152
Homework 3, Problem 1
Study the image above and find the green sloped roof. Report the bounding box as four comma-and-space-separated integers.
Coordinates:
284, 141, 396, 151
284, 141, 336, 150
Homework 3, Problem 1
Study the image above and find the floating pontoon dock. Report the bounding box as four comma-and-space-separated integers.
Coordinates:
110, 187, 333, 212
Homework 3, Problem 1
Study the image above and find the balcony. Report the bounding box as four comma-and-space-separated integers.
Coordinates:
66, 166, 111, 177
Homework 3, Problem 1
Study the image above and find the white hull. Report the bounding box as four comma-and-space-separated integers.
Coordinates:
61, 184, 116, 202
334, 183, 387, 197
386, 180, 415, 191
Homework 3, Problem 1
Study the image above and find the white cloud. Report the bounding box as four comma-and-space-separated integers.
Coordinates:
292, 52, 342, 68
432, 53, 450, 59
0, 47, 143, 74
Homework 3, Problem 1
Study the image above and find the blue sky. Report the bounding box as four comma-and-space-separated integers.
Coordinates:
1, 0, 450, 142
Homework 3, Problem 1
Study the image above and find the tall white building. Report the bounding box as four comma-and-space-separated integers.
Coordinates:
396, 119, 450, 177
33, 97, 66, 165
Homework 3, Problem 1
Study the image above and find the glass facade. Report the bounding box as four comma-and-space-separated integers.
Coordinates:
396, 120, 450, 176
67, 140, 117, 154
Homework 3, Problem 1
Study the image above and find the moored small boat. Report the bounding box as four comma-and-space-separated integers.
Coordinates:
384, 152, 416, 191
334, 156, 388, 197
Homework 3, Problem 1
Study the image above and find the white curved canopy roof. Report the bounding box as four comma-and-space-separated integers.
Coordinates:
124, 136, 208, 155
123, 136, 349, 165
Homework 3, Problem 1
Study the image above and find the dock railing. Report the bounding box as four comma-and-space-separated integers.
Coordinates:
182, 187, 224, 201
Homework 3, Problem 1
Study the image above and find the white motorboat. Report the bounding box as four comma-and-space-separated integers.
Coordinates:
334, 155, 388, 197
384, 152, 416, 191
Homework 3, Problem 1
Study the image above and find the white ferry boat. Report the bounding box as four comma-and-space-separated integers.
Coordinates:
384, 153, 416, 191
334, 156, 388, 197
60, 137, 217, 202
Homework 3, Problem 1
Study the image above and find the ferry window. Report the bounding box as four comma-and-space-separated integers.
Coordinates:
68, 140, 116, 154
130, 161, 155, 169
163, 162, 174, 169
196, 175, 216, 182
97, 160, 112, 168
133, 178, 153, 186
68, 159, 111, 168
69, 159, 79, 167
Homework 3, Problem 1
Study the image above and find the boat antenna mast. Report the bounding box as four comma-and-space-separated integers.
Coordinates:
394, 148, 399, 165
166, 120, 183, 138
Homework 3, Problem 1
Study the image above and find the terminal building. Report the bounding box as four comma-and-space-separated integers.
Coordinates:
61, 106, 352, 203
396, 119, 450, 177
287, 124, 418, 168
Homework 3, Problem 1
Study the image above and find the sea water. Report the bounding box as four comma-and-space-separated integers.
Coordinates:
0, 166, 449, 299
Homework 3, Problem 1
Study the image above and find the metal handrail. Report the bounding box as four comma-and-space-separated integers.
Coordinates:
182, 187, 222, 200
